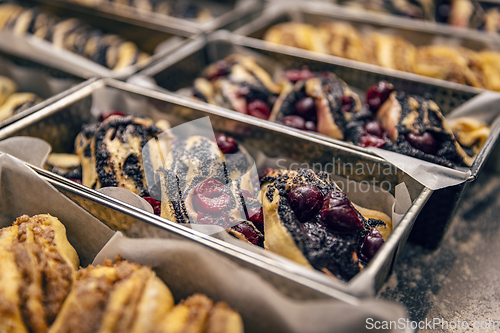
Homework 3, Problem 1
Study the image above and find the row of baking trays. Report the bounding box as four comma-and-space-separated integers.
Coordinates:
0, 3, 499, 331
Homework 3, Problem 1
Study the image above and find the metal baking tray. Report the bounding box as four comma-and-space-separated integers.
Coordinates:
0, 78, 432, 298
0, 0, 197, 79
0, 51, 85, 130
24, 0, 264, 34
1, 154, 412, 333
236, 1, 500, 52
133, 31, 500, 249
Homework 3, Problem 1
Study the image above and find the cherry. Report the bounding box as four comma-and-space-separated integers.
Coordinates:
247, 100, 271, 120
215, 133, 238, 154
69, 178, 82, 184
246, 206, 264, 233
305, 121, 317, 132
99, 110, 126, 122
366, 81, 394, 112
360, 228, 385, 262
208, 60, 230, 80
320, 191, 363, 232
194, 178, 225, 197
193, 193, 231, 213
364, 121, 384, 137
288, 185, 324, 222
143, 196, 161, 215
231, 222, 263, 246
192, 179, 231, 213
341, 96, 355, 113
407, 132, 437, 154
284, 66, 315, 83
358, 134, 386, 148
282, 115, 306, 130
295, 97, 316, 119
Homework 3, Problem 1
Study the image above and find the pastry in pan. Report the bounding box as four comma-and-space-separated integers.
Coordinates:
263, 22, 325, 53
412, 45, 486, 88
0, 92, 42, 122
75, 115, 170, 196
366, 33, 416, 72
73, 0, 212, 21
317, 22, 368, 62
192, 54, 281, 119
260, 169, 391, 281
49, 258, 243, 333
45, 153, 83, 182
367, 91, 476, 167
342, 0, 435, 20
49, 258, 175, 333
0, 3, 149, 69
158, 134, 264, 245
270, 70, 362, 140
263, 20, 500, 91
0, 214, 79, 333
0, 75, 17, 105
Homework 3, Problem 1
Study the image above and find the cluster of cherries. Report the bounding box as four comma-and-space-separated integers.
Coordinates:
288, 184, 384, 262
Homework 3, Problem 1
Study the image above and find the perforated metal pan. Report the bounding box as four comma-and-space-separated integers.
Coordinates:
0, 78, 432, 298
133, 31, 500, 249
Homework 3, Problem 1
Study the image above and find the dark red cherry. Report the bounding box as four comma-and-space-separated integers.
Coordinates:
193, 192, 231, 213
360, 228, 385, 262
143, 196, 161, 215
246, 206, 264, 233
231, 222, 263, 246
366, 81, 394, 112
99, 110, 126, 122
215, 133, 238, 154
69, 178, 82, 184
284, 66, 315, 83
364, 121, 384, 137
282, 115, 306, 130
358, 134, 386, 148
193, 179, 232, 213
194, 178, 225, 197
407, 132, 437, 154
305, 121, 317, 132
320, 191, 363, 232
208, 60, 230, 80
288, 185, 324, 222
247, 100, 271, 120
295, 97, 315, 119
341, 96, 355, 113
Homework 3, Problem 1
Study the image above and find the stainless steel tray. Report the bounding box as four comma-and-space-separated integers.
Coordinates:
237, 1, 500, 51
133, 31, 500, 249
0, 78, 432, 298
1, 153, 410, 333
25, 0, 264, 34
0, 51, 86, 130
0, 0, 198, 79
